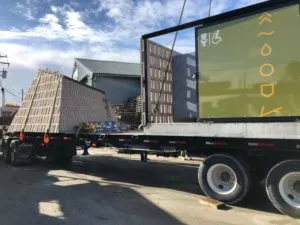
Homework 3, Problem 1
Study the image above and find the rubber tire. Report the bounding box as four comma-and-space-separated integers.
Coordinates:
198, 153, 252, 204
2, 140, 10, 164
10, 140, 21, 166
266, 160, 300, 218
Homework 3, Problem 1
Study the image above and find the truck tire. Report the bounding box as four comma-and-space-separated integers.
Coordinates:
266, 160, 300, 218
10, 140, 21, 166
2, 140, 10, 164
198, 153, 252, 204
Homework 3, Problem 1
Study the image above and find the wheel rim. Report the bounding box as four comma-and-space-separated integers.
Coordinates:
207, 163, 238, 195
279, 172, 300, 208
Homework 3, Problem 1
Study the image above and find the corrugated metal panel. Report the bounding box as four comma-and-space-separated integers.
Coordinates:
9, 69, 116, 134
75, 58, 141, 77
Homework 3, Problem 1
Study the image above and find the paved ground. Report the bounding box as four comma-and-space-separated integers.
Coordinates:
0, 148, 298, 225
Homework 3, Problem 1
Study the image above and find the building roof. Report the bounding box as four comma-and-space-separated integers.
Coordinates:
0, 105, 19, 118
75, 58, 141, 77
0, 105, 19, 112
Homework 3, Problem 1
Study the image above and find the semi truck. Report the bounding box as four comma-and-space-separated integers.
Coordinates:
2, 0, 300, 218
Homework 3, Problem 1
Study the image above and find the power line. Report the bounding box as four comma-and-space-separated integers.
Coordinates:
208, 0, 213, 17
3, 88, 22, 100
153, 0, 187, 116
6, 86, 21, 95
0, 83, 23, 100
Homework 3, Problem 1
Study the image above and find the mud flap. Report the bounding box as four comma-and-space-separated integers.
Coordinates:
16, 143, 34, 163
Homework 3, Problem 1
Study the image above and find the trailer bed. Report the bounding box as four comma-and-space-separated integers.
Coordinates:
143, 122, 300, 140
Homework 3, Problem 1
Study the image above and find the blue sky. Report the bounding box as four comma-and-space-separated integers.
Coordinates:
0, 0, 265, 104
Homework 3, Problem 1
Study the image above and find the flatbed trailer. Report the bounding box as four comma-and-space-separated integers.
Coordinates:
4, 119, 300, 218
3, 0, 300, 219
93, 0, 300, 218
3, 121, 300, 219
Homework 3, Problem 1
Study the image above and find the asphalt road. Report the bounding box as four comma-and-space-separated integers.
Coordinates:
0, 148, 298, 225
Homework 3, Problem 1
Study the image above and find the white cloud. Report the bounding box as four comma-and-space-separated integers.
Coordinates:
2, 0, 267, 103
2, 4, 121, 44
39, 14, 63, 33
0, 43, 71, 70
14, 0, 42, 20
0, 42, 139, 71
4, 0, 231, 44
0, 8, 113, 43
15, 2, 35, 20
64, 11, 96, 41
8, 0, 267, 44
51, 6, 58, 13
97, 0, 208, 31
210, 0, 228, 15
0, 41, 140, 103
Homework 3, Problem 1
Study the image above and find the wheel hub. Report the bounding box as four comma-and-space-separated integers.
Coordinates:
279, 172, 300, 208
220, 171, 231, 183
207, 164, 237, 195
293, 181, 300, 194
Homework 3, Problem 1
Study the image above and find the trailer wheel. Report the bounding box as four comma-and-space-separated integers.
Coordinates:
10, 140, 21, 166
198, 154, 252, 204
2, 140, 10, 164
266, 160, 300, 218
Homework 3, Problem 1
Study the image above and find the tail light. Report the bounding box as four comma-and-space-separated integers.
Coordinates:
44, 134, 50, 144
20, 132, 25, 141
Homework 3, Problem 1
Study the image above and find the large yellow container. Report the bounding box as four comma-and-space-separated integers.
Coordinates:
197, 4, 300, 119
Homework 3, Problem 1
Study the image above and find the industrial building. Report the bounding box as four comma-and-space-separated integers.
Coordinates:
72, 58, 142, 128
72, 58, 141, 105
71, 54, 197, 126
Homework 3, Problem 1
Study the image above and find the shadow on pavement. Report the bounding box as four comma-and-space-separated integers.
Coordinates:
0, 150, 284, 225
0, 158, 187, 225
65, 153, 280, 215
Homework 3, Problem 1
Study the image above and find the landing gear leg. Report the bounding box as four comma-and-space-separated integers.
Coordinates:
140, 152, 148, 162
82, 146, 90, 155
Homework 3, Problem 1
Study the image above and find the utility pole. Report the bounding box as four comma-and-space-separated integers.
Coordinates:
0, 54, 10, 80
208, 0, 213, 17
0, 54, 10, 105
0, 53, 10, 135
22, 89, 24, 101
1, 88, 5, 107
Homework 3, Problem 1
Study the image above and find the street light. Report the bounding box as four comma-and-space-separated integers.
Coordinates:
0, 54, 9, 80
1, 69, 7, 79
